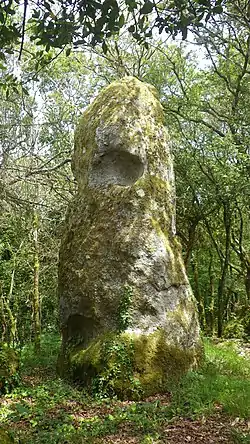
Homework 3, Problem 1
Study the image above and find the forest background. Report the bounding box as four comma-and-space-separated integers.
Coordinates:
0, 0, 250, 353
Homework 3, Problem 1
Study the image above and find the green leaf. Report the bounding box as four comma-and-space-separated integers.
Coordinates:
65, 47, 71, 57
118, 13, 125, 27
16, 403, 30, 415
43, 1, 51, 11
132, 32, 141, 41
140, 1, 154, 14
102, 41, 108, 54
198, 0, 210, 6
213, 5, 223, 14
128, 25, 135, 33
32, 10, 40, 18
0, 52, 6, 62
125, 0, 137, 11
22, 87, 29, 96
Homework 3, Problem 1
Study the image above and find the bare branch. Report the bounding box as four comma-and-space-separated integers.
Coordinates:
18, 0, 28, 61
165, 106, 226, 138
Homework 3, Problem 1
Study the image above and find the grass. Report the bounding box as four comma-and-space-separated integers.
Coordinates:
21, 334, 61, 372
0, 334, 249, 443
170, 338, 250, 418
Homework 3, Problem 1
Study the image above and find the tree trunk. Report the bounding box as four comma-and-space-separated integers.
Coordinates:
217, 202, 231, 337
207, 251, 215, 335
184, 221, 198, 268
192, 259, 205, 329
32, 210, 41, 353
245, 267, 250, 302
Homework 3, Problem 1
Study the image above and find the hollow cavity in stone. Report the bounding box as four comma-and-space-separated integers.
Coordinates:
88, 150, 144, 187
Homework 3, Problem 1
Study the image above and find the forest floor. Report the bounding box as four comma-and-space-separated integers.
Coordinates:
0, 336, 250, 444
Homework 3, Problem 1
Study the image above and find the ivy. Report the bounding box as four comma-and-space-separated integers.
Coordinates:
91, 285, 142, 398
92, 335, 143, 399
117, 284, 133, 332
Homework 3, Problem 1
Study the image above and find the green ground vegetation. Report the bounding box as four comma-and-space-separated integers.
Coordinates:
0, 334, 249, 443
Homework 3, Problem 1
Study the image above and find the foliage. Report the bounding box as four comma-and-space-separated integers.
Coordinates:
242, 312, 250, 338
21, 333, 61, 372
91, 335, 143, 400
171, 339, 250, 419
223, 317, 246, 340
0, 0, 250, 384
117, 284, 133, 332
0, 51, 89, 347
141, 4, 250, 336
0, 0, 225, 68
0, 336, 249, 443
0, 343, 20, 394
232, 430, 250, 444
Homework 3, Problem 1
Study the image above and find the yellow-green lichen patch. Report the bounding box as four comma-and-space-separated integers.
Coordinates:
72, 77, 169, 187
165, 296, 203, 359
69, 329, 202, 400
131, 329, 202, 392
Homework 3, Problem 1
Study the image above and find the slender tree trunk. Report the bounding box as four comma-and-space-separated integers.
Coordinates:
4, 296, 16, 346
8, 265, 17, 345
207, 251, 215, 335
217, 203, 231, 337
245, 267, 250, 302
0, 288, 7, 341
1, 258, 18, 346
32, 210, 41, 353
1, 241, 24, 345
232, 205, 250, 305
184, 221, 198, 268
192, 260, 205, 329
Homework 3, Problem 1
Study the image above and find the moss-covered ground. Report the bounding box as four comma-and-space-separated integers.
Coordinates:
0, 334, 250, 443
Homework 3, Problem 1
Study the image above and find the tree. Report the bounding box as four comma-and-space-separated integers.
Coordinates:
0, 49, 98, 347
1, 0, 224, 68
1, 1, 250, 343
141, 4, 250, 336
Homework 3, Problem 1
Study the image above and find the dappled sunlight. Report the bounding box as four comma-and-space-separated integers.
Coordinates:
1, 336, 249, 443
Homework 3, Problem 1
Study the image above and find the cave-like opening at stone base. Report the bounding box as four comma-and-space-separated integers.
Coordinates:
88, 150, 145, 187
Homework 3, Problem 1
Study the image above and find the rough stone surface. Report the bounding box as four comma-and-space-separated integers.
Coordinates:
58, 77, 202, 397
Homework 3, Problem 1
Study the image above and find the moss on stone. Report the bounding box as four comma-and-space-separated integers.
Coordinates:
72, 77, 170, 187
69, 329, 202, 400
59, 77, 202, 397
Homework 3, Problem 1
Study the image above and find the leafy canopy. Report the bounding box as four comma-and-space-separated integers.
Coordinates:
0, 0, 224, 61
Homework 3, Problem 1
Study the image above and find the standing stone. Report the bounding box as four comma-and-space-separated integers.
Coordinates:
58, 77, 202, 398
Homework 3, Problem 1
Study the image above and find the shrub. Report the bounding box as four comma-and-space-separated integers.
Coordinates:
223, 318, 245, 339
0, 343, 19, 394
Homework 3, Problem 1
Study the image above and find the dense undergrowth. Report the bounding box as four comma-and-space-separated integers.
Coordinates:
0, 334, 249, 443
